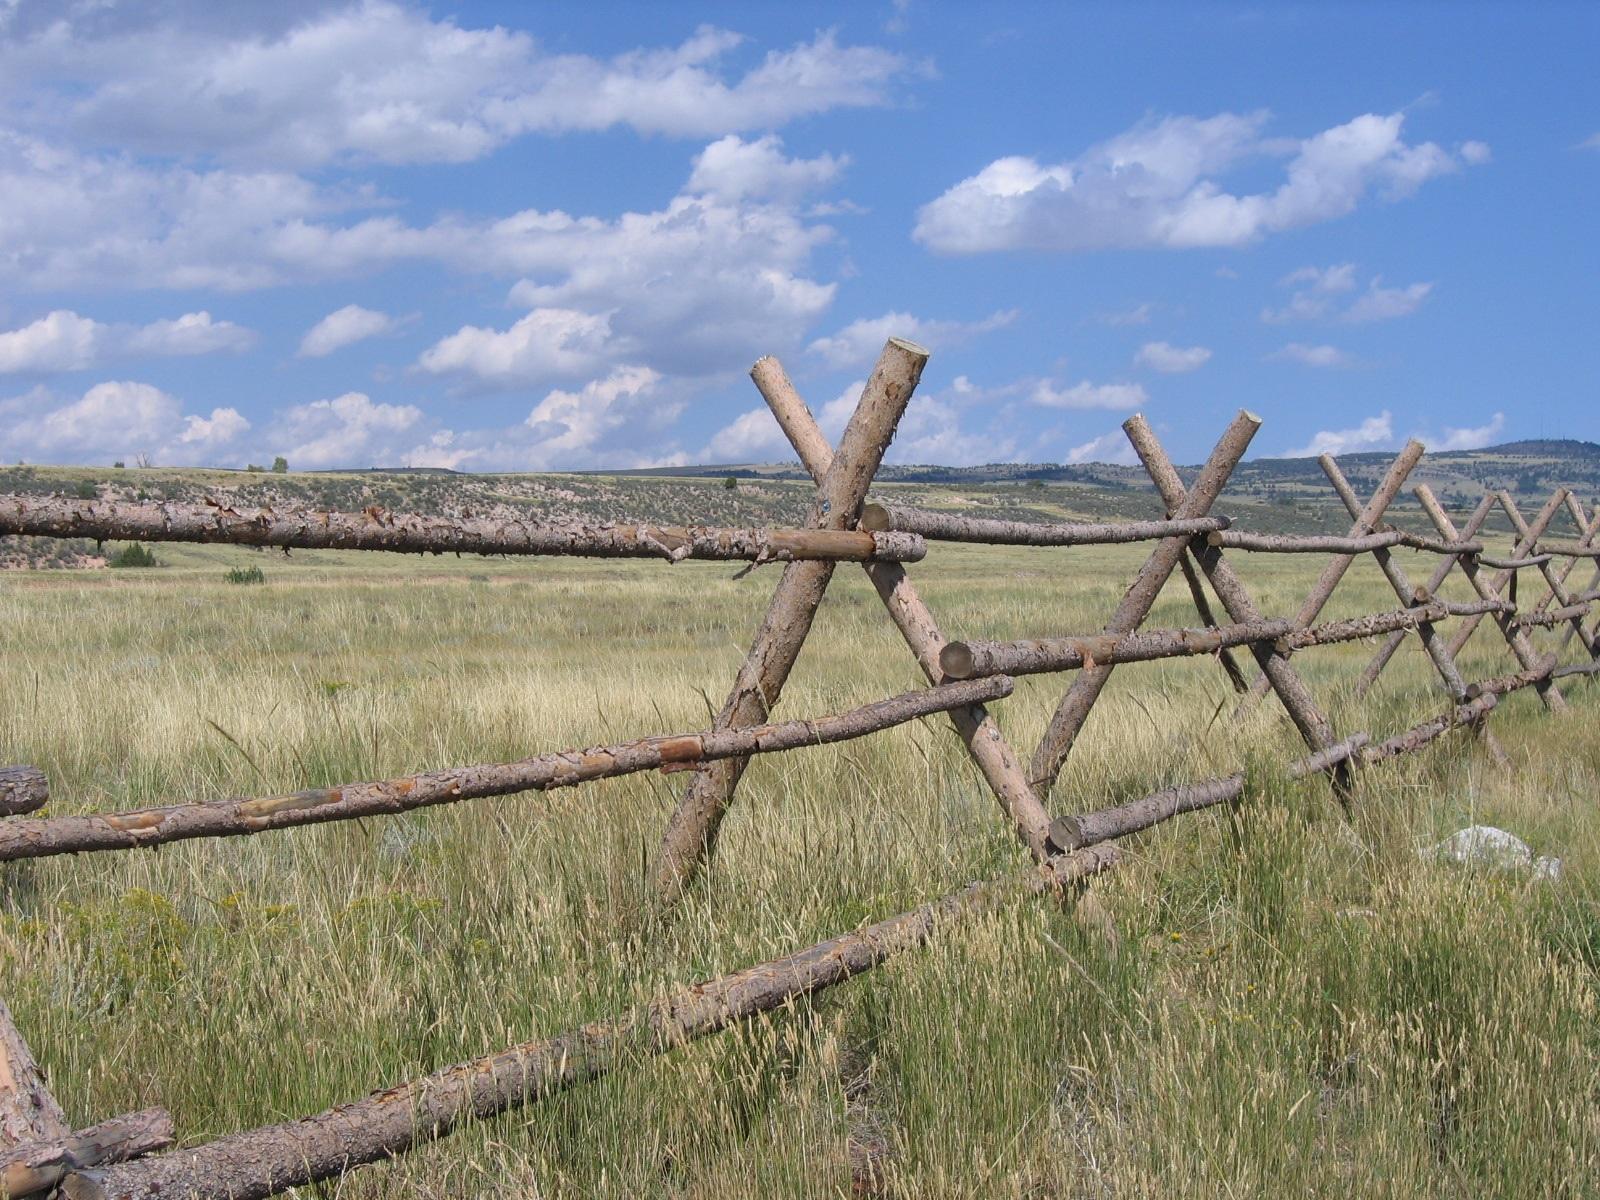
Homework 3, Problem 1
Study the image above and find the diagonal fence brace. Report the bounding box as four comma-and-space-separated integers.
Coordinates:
1420, 489, 1568, 713
1027, 410, 1261, 800
1444, 488, 1570, 678
653, 339, 928, 899
1122, 415, 1352, 795
1236, 442, 1422, 710
1356, 493, 1495, 697
1497, 490, 1600, 662
748, 357, 1056, 859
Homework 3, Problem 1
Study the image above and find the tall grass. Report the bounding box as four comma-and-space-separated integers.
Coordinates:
2, 541, 1598, 1196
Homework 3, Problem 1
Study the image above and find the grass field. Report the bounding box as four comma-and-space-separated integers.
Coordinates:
4, 535, 1600, 1197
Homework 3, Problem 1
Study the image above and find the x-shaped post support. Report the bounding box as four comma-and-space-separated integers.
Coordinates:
1425, 487, 1569, 711
737, 354, 1057, 866
1497, 489, 1600, 662
1121, 416, 1353, 796
654, 339, 933, 899
1027, 410, 1261, 799
1235, 442, 1423, 712
1356, 493, 1496, 697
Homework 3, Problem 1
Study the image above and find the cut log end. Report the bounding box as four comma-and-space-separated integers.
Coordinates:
0, 766, 48, 817
938, 642, 977, 681
858, 503, 892, 533
1046, 815, 1083, 852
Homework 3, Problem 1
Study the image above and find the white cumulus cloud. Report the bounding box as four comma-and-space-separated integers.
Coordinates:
1283, 411, 1394, 458
298, 305, 398, 358
0, 309, 253, 373
1, 10, 908, 169
1263, 264, 1431, 324
416, 308, 615, 386
1030, 379, 1148, 410
1432, 412, 1506, 451
1064, 429, 1138, 466
686, 134, 847, 203
1, 380, 250, 464
914, 110, 1484, 254
1133, 341, 1211, 373
270, 392, 424, 469
806, 309, 1016, 368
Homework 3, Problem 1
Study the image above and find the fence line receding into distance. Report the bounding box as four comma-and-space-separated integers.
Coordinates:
2, 336, 1598, 1199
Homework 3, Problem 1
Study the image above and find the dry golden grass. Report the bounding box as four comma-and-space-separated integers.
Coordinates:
3, 538, 1599, 1197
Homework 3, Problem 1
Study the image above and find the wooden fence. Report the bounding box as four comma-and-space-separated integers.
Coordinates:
1, 336, 1597, 1198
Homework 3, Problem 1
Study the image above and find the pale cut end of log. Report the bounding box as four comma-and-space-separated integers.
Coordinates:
1047, 814, 1081, 852
939, 642, 976, 681
0, 768, 48, 817
859, 503, 892, 533
1411, 586, 1433, 606
886, 336, 930, 358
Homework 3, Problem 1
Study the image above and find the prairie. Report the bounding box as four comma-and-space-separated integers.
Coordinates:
3, 523, 1599, 1197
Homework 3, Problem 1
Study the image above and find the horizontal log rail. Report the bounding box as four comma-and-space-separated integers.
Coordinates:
0, 496, 924, 565
76, 846, 1120, 1200
1207, 528, 1478, 556
941, 599, 1515, 682
1513, 602, 1592, 629
859, 502, 1230, 546
0, 677, 1011, 864
1535, 540, 1600, 559
1479, 552, 1555, 570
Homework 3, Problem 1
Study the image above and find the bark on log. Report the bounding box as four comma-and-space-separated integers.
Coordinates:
0, 496, 923, 565
1126, 420, 1347, 781
749, 356, 1055, 859
1466, 657, 1557, 700
1514, 603, 1592, 629
1236, 444, 1423, 708
1206, 529, 1477, 556
0, 770, 47, 818
1533, 540, 1600, 559
0, 999, 67, 1150
0, 677, 1011, 864
1434, 486, 1568, 711
2, 1110, 173, 1199
1047, 733, 1372, 850
1357, 494, 1495, 697
1551, 660, 1600, 681
1358, 694, 1498, 764
941, 618, 1296, 679
1554, 495, 1600, 646
858, 504, 1231, 546
654, 340, 928, 900
1478, 553, 1555, 570
1027, 410, 1261, 797
81, 847, 1119, 1200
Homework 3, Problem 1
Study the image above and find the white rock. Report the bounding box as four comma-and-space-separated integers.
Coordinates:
1420, 824, 1562, 880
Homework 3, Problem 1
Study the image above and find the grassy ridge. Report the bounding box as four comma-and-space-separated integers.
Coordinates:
3, 538, 1600, 1196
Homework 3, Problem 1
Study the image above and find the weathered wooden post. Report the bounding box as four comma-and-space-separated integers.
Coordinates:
1027, 410, 1261, 800
1235, 443, 1423, 710
749, 356, 1055, 859
654, 339, 928, 900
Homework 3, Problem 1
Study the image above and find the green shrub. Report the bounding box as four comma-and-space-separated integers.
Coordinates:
224, 565, 266, 585
73, 481, 98, 500
109, 543, 159, 568
722, 475, 738, 490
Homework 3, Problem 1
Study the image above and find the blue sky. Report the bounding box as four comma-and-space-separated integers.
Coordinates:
0, 1, 1595, 471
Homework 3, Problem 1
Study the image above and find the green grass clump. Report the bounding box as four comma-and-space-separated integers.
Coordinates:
108, 543, 159, 568
223, 564, 266, 585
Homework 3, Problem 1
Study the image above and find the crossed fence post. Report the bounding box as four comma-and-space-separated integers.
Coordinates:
1411, 485, 1566, 712
1554, 495, 1600, 652
1118, 415, 1352, 794
1443, 489, 1569, 677
1026, 410, 1261, 799
653, 339, 930, 899
1235, 443, 1423, 711
745, 355, 1056, 861
1356, 493, 1496, 697
1496, 490, 1600, 663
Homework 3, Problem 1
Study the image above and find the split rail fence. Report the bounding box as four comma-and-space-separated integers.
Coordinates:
2, 336, 1598, 1198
